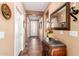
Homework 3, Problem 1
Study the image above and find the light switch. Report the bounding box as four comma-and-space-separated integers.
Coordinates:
60, 31, 64, 34
0, 32, 5, 39
69, 31, 78, 37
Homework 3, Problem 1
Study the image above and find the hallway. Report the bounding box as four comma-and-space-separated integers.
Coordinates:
18, 2, 49, 56
0, 2, 79, 56
17, 2, 79, 56
19, 36, 42, 56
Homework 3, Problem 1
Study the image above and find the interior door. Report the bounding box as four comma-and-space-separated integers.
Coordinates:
30, 20, 38, 36
14, 8, 23, 56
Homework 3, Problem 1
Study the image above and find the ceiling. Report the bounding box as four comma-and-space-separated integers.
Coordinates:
23, 2, 49, 20
23, 2, 50, 11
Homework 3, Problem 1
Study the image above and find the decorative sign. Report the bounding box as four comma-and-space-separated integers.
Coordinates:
1, 3, 11, 20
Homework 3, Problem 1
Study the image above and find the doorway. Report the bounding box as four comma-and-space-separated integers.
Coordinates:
30, 20, 39, 36
14, 7, 24, 56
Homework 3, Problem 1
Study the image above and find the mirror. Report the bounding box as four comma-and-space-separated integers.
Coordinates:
50, 2, 70, 30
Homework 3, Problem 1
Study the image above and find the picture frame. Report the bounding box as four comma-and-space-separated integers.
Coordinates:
1, 3, 12, 20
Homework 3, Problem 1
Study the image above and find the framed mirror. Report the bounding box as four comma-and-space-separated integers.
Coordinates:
50, 2, 70, 30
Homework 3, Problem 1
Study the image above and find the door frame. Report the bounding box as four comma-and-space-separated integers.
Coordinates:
14, 6, 24, 56
29, 20, 39, 37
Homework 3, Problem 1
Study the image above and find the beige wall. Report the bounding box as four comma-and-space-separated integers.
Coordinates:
39, 17, 44, 40
0, 2, 26, 56
0, 3, 14, 56
27, 17, 30, 37
44, 2, 79, 56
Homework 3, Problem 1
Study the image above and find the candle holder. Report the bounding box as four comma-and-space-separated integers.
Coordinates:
70, 3, 79, 21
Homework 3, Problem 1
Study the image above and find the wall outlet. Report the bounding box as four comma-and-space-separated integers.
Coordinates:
0, 32, 5, 39
69, 31, 78, 37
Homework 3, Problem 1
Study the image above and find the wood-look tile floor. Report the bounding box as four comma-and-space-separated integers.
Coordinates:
19, 36, 42, 56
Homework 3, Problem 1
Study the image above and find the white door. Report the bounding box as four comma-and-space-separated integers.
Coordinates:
30, 20, 38, 36
14, 8, 23, 56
